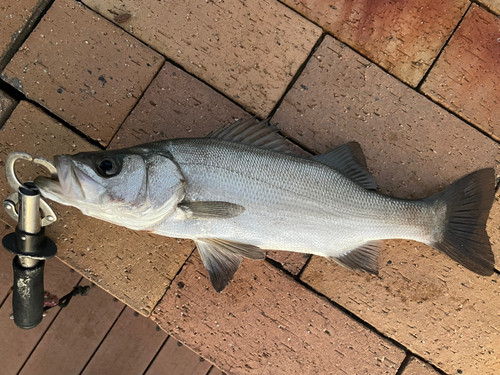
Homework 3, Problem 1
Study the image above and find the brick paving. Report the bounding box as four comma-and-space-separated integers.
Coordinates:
0, 0, 50, 71
81, 0, 322, 118
281, 0, 469, 87
421, 3, 500, 141
152, 255, 405, 375
1, 0, 164, 146
1, 0, 500, 374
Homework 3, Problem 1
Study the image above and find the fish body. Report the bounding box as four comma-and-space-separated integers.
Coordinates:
34, 118, 495, 291
156, 138, 440, 255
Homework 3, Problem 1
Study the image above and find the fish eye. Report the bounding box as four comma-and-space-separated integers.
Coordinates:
95, 156, 121, 178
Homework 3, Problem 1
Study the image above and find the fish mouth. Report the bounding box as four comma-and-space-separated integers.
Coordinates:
34, 155, 100, 203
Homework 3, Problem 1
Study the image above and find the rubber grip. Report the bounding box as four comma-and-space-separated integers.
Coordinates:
12, 258, 45, 329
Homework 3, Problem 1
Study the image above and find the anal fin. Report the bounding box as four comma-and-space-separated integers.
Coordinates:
331, 241, 381, 274
195, 238, 265, 292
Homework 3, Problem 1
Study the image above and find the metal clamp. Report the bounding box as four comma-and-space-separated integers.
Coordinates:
3, 152, 58, 226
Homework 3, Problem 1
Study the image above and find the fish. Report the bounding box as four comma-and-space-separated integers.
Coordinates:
34, 118, 496, 292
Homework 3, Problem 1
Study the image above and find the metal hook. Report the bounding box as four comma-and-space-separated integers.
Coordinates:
3, 152, 58, 226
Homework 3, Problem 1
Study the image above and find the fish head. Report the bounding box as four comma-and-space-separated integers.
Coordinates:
34, 147, 185, 229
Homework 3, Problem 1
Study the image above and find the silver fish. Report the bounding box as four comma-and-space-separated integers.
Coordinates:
34, 118, 496, 291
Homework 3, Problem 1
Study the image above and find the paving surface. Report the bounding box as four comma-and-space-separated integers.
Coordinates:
152, 255, 405, 375
281, 0, 469, 87
81, 0, 322, 118
421, 3, 500, 141
1, 0, 500, 374
1, 0, 164, 145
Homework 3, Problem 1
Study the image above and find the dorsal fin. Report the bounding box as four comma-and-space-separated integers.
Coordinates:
331, 241, 381, 274
312, 142, 377, 190
206, 117, 290, 152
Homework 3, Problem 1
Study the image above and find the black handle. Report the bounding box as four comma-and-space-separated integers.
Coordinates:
12, 258, 45, 329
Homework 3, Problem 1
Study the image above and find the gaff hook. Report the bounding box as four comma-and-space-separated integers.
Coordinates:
3, 152, 58, 226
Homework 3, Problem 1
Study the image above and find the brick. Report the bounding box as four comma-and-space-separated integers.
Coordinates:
110, 62, 309, 275
272, 35, 500, 374
82, 307, 167, 375
207, 367, 225, 375
0, 89, 17, 126
477, 0, 500, 16
19, 282, 124, 375
0, 0, 51, 71
0, 257, 80, 375
144, 336, 212, 375
81, 0, 322, 118
281, 0, 468, 87
1, 0, 164, 146
152, 255, 405, 375
0, 101, 194, 315
421, 4, 500, 141
401, 357, 440, 375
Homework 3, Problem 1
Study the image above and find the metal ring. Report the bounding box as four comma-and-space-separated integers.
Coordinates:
5, 152, 33, 191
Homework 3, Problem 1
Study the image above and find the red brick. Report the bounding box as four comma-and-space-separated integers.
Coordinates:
281, 0, 468, 86
0, 101, 193, 315
144, 336, 212, 375
0, 89, 17, 126
152, 255, 405, 375
401, 357, 440, 375
0, 257, 80, 375
421, 4, 500, 141
1, 0, 164, 146
0, 0, 51, 70
81, 0, 322, 118
273, 35, 500, 374
110, 62, 309, 275
82, 307, 167, 375
19, 282, 124, 375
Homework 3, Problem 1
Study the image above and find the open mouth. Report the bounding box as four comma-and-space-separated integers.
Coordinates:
34, 155, 96, 202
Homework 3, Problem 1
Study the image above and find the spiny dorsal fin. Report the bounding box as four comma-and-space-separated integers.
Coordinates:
312, 142, 377, 190
196, 238, 265, 292
206, 117, 290, 153
178, 201, 245, 219
331, 241, 381, 274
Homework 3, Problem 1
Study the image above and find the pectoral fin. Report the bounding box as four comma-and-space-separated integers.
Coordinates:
331, 241, 381, 274
312, 142, 377, 190
195, 238, 265, 292
178, 201, 245, 219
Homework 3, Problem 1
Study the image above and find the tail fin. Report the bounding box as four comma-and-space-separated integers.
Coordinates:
426, 169, 496, 276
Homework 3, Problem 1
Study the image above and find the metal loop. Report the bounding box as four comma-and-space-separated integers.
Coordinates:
3, 152, 58, 226
5, 152, 32, 191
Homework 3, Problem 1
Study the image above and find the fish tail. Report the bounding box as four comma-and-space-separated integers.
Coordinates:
426, 168, 495, 275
